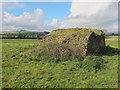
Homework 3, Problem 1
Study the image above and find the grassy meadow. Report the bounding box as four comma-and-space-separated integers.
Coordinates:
2, 36, 119, 88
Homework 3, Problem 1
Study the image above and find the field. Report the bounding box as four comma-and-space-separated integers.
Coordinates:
2, 36, 119, 88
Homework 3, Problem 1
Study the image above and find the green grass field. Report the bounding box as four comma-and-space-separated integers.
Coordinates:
2, 37, 119, 88
105, 36, 119, 49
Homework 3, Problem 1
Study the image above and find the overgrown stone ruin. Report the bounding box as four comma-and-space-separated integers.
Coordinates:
25, 28, 105, 60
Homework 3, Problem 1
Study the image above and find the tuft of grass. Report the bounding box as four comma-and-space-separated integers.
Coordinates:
78, 56, 108, 72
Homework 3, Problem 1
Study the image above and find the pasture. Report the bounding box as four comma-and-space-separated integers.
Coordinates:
2, 36, 119, 88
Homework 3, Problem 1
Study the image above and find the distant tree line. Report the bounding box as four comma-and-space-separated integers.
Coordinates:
0, 32, 49, 39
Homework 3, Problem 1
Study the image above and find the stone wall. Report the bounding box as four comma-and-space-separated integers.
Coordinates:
86, 32, 105, 55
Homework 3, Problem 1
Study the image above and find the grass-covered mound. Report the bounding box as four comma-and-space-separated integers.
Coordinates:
24, 28, 105, 60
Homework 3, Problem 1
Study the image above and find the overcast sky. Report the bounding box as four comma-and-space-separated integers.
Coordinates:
1, 0, 119, 33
